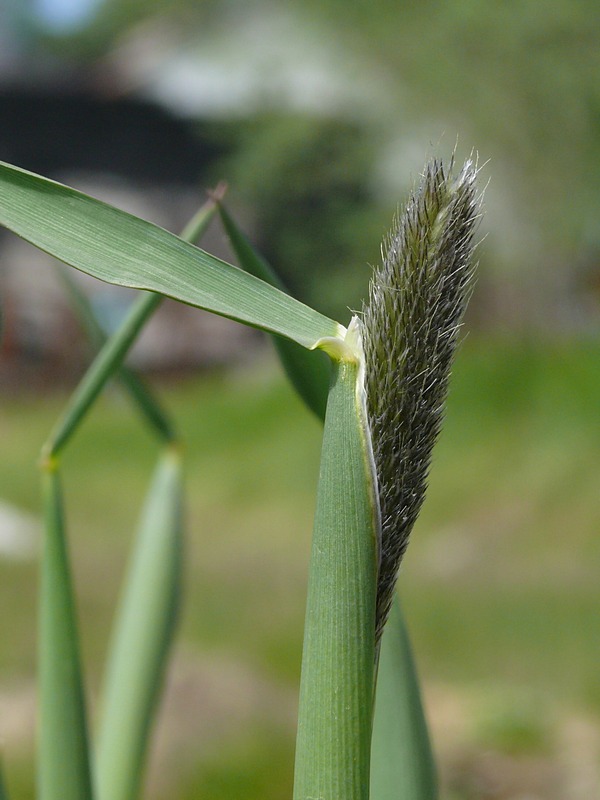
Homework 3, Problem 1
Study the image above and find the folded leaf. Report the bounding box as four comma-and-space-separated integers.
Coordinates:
96, 449, 183, 800
370, 597, 437, 800
0, 760, 9, 800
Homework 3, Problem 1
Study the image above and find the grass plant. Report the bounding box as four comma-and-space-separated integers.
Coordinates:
0, 154, 480, 799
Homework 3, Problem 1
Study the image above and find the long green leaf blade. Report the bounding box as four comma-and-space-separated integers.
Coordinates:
293, 356, 379, 800
0, 760, 9, 800
96, 448, 183, 800
0, 162, 341, 348
39, 466, 94, 800
370, 597, 437, 800
217, 201, 330, 419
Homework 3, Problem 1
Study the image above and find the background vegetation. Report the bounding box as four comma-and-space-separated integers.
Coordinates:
6, 0, 600, 325
1, 339, 598, 799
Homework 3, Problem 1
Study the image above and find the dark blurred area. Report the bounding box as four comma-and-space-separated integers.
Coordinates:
0, 2, 598, 799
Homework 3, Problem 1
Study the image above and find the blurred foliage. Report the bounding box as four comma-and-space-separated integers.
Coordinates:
211, 113, 385, 322
24, 0, 222, 60
10, 0, 600, 329
474, 693, 551, 756
36, 0, 600, 246
290, 0, 600, 250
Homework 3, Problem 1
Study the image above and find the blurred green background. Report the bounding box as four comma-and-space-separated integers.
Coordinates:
0, 1, 598, 799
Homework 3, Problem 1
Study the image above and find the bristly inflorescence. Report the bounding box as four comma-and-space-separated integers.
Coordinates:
361, 157, 481, 642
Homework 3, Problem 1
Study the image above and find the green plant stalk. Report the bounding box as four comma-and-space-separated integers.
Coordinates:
40, 200, 211, 799
50, 203, 216, 800
43, 289, 163, 459
0, 761, 9, 800
370, 597, 437, 800
293, 347, 379, 800
58, 265, 174, 441
39, 466, 94, 800
44, 197, 219, 457
96, 448, 183, 800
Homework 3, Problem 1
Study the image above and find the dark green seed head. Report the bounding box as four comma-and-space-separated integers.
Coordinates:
361, 157, 481, 641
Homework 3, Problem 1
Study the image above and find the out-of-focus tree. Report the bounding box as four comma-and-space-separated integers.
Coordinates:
49, 0, 599, 247
11, 0, 600, 331
302, 0, 600, 247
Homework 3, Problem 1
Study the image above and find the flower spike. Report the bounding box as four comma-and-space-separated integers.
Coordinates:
362, 157, 481, 640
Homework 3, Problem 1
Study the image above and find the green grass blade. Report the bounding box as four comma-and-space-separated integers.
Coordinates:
370, 597, 437, 800
0, 161, 341, 348
42, 291, 163, 459
96, 448, 183, 800
217, 201, 330, 419
0, 760, 9, 800
39, 466, 94, 800
293, 358, 379, 800
58, 269, 175, 443
58, 265, 126, 351
46, 196, 219, 456
178, 190, 220, 243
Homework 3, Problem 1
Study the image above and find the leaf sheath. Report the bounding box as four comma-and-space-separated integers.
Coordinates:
293, 359, 378, 800
39, 467, 94, 800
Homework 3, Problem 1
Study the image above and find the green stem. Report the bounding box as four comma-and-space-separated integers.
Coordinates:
293, 358, 378, 800
42, 291, 163, 460
39, 466, 94, 800
57, 268, 174, 442
0, 760, 9, 800
42, 198, 218, 459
